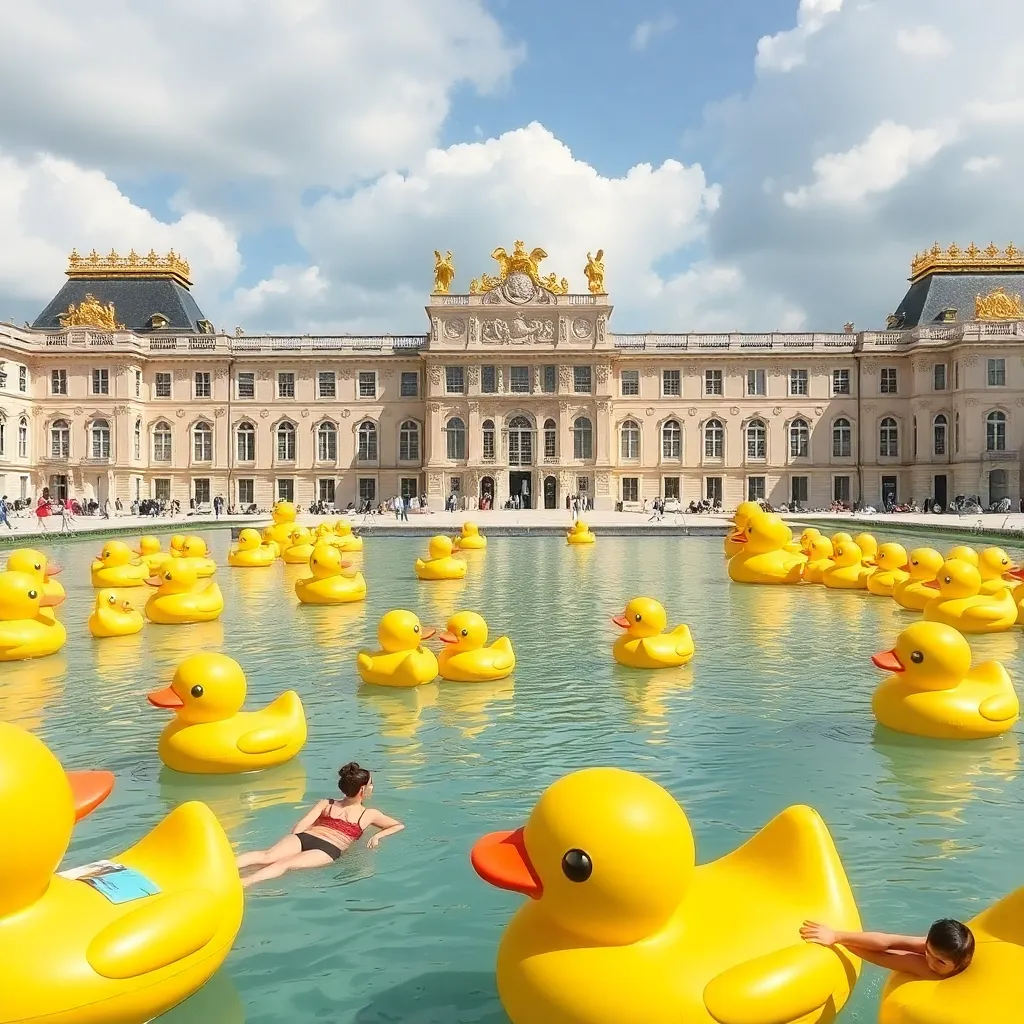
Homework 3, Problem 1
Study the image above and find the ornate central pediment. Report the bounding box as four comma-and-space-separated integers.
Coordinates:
481, 314, 556, 344
470, 240, 569, 299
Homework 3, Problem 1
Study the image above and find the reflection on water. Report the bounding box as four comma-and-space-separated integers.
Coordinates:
160, 969, 245, 1023
0, 654, 67, 730
437, 678, 515, 740
614, 663, 694, 738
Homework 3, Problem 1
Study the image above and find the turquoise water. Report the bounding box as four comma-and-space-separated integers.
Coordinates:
5, 530, 1024, 1022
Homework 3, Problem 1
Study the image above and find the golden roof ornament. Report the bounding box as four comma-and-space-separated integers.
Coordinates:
469, 240, 569, 294
975, 287, 1024, 321
432, 250, 455, 294
910, 242, 1024, 282
58, 293, 125, 331
584, 249, 606, 294
67, 247, 192, 287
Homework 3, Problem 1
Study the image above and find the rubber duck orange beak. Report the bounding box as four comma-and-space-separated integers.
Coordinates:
924, 579, 941, 590
471, 827, 543, 899
39, 592, 61, 607
611, 615, 630, 628
120, 599, 133, 613
438, 631, 458, 644
147, 686, 184, 709
871, 649, 904, 673
419, 627, 437, 641
1006, 566, 1024, 580
67, 770, 115, 821
45, 562, 62, 576
144, 575, 163, 587
728, 531, 746, 544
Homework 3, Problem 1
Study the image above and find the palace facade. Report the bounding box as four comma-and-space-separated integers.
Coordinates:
2, 242, 1024, 511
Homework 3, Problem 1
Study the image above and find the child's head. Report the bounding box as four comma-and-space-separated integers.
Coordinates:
925, 919, 975, 976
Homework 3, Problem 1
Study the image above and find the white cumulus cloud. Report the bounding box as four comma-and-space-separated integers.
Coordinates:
755, 0, 844, 73
896, 25, 953, 57
963, 155, 1001, 173
630, 14, 677, 51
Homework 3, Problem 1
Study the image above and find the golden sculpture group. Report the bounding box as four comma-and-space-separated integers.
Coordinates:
976, 287, 1024, 321
58, 293, 125, 331
910, 241, 1024, 282
67, 247, 192, 287
432, 241, 606, 296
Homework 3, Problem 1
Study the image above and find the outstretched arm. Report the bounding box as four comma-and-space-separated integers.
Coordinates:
801, 922, 935, 978
290, 800, 327, 835
365, 810, 405, 849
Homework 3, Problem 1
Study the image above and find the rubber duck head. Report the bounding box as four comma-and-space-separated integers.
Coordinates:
730, 501, 761, 528
831, 540, 864, 568
926, 558, 982, 599
93, 540, 136, 569
570, 520, 589, 534
905, 547, 944, 581
237, 528, 262, 550
471, 767, 695, 945
946, 545, 979, 567
148, 652, 246, 723
807, 536, 834, 561
170, 534, 186, 555
138, 535, 162, 555
377, 609, 434, 652
854, 533, 878, 561
0, 722, 115, 917
0, 570, 61, 620
428, 535, 454, 559
180, 536, 209, 558
5, 547, 62, 581
872, 621, 972, 691
461, 522, 481, 538
309, 543, 351, 578
831, 532, 853, 548
272, 501, 297, 525
95, 588, 133, 617
145, 560, 200, 594
978, 547, 1020, 582
733, 511, 793, 555
335, 520, 353, 537
875, 543, 909, 572
612, 597, 667, 639
440, 611, 489, 652
315, 522, 333, 537
799, 527, 821, 552
287, 526, 313, 547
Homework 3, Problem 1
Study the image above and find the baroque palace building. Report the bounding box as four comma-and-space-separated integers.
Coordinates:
2, 240, 1024, 512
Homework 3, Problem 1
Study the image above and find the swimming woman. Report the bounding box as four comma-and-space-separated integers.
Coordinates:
236, 762, 404, 887
801, 918, 975, 979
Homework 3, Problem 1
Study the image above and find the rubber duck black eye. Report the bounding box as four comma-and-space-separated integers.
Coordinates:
561, 849, 593, 883
911, 651, 924, 664
944, 576, 952, 583
461, 628, 468, 637
413, 624, 420, 633
28, 589, 38, 599
34, 562, 41, 571
912, 560, 918, 566
108, 596, 116, 605
190, 685, 204, 698
165, 572, 172, 580
634, 613, 642, 622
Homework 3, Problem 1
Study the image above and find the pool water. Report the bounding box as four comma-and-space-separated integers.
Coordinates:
6, 530, 1024, 1022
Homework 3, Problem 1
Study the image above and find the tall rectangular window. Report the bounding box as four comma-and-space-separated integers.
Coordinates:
193, 478, 211, 504
237, 372, 255, 399
705, 369, 723, 395
662, 369, 681, 396
622, 478, 639, 503
318, 372, 337, 398
542, 365, 556, 393
237, 479, 254, 506
154, 479, 171, 502
747, 476, 766, 501
318, 479, 336, 503
155, 372, 171, 398
92, 368, 109, 395
789, 369, 808, 396
445, 366, 465, 394
134, 369, 141, 397
19, 366, 27, 392
747, 369, 765, 396
880, 367, 898, 394
621, 369, 639, 395
832, 369, 850, 395
359, 478, 376, 504
573, 366, 592, 393
664, 477, 680, 499
791, 476, 809, 504
400, 371, 419, 397
706, 477, 723, 504
933, 364, 947, 391
277, 372, 295, 398
51, 369, 68, 395
510, 366, 531, 393
481, 366, 497, 393
358, 371, 376, 398
833, 476, 851, 504
988, 358, 1006, 386
194, 371, 211, 398
277, 478, 295, 502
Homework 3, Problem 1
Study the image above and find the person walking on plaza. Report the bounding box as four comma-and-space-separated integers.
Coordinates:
214, 495, 224, 519
400, 494, 409, 521
394, 494, 403, 520
0, 495, 12, 530
60, 499, 75, 533
35, 490, 51, 532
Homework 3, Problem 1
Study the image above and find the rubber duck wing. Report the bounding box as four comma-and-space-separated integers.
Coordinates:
979, 692, 1020, 722
668, 624, 693, 654
961, 603, 1008, 621
969, 660, 1014, 688
704, 942, 852, 1024
489, 636, 515, 670
237, 693, 305, 754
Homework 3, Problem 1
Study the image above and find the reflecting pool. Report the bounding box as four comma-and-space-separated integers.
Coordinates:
10, 530, 1024, 1022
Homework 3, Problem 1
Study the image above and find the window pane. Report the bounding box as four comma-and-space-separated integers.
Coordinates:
278, 373, 295, 398
662, 369, 681, 396
400, 372, 419, 397
445, 366, 465, 393
510, 366, 531, 393
573, 366, 592, 393
621, 370, 639, 396
237, 372, 255, 399
358, 372, 375, 398
542, 365, 556, 393
318, 372, 336, 398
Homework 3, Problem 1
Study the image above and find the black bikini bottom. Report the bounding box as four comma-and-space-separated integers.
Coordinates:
297, 831, 342, 861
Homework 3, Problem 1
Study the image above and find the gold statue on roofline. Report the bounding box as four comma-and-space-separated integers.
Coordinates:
584, 250, 605, 294
469, 240, 569, 293
59, 293, 125, 331
432, 250, 455, 294
976, 287, 1024, 321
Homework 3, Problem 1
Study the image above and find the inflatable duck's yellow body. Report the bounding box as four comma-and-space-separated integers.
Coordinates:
333, 521, 364, 552
137, 536, 171, 572
89, 589, 145, 638
892, 548, 944, 611
454, 522, 487, 549
148, 653, 306, 774
612, 597, 694, 669
854, 533, 878, 565
262, 500, 297, 548
822, 541, 871, 590
438, 611, 515, 682
90, 541, 150, 588
567, 520, 596, 545
947, 545, 979, 566
0, 721, 242, 1024
724, 501, 761, 558
144, 563, 224, 625
978, 547, 1021, 595
872, 622, 1019, 740
923, 559, 1017, 634
727, 512, 806, 584
472, 768, 861, 1024
174, 537, 217, 577
0, 570, 66, 661
802, 536, 835, 584
281, 526, 316, 565
4, 548, 65, 621
227, 528, 276, 568
415, 536, 466, 580
295, 544, 367, 604
866, 543, 910, 597
357, 610, 439, 687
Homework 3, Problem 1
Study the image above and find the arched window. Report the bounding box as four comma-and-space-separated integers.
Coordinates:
933, 414, 947, 457
399, 420, 419, 462
445, 417, 466, 460
90, 419, 111, 460
236, 421, 256, 462
704, 419, 723, 459
193, 421, 213, 462
50, 419, 70, 459
789, 418, 809, 459
832, 418, 851, 458
358, 420, 379, 461
482, 419, 495, 461
153, 420, 172, 462
18, 417, 28, 459
573, 417, 593, 460
879, 417, 899, 458
276, 420, 296, 461
543, 418, 557, 460
620, 419, 640, 460
317, 421, 337, 462
986, 410, 1007, 452
746, 419, 766, 460
133, 418, 141, 460
662, 419, 681, 460
508, 415, 533, 466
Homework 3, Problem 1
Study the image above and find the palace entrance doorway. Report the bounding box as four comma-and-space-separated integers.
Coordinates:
509, 471, 532, 509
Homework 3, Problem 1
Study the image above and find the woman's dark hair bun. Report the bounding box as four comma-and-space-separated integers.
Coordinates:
338, 761, 371, 797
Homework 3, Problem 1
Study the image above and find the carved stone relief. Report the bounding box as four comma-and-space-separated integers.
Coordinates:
444, 319, 466, 340
258, 369, 272, 381
596, 315, 607, 343
468, 366, 480, 388
481, 272, 552, 305
300, 409, 310, 418
213, 407, 225, 418
559, 319, 567, 343
596, 364, 609, 384
431, 318, 439, 342
176, 409, 187, 419
259, 409, 269, 419
482, 316, 555, 345
113, 405, 130, 416
428, 366, 443, 386
469, 317, 479, 344
572, 317, 593, 339
558, 365, 572, 389
173, 369, 189, 381
596, 471, 610, 494
340, 409, 351, 419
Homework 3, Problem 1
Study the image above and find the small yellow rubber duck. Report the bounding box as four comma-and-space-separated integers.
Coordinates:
227, 528, 276, 568
0, 721, 242, 1024
892, 548, 944, 611
281, 526, 316, 565
612, 597, 694, 669
137, 536, 171, 572
727, 511, 806, 584
357, 610, 439, 688
169, 534, 187, 558
333, 520, 364, 552
871, 621, 1019, 739
89, 589, 145, 638
566, 520, 596, 545
415, 535, 466, 580
822, 540, 871, 590
977, 546, 1021, 595
295, 544, 366, 604
90, 540, 149, 588
0, 570, 66, 661
798, 527, 822, 555
144, 562, 225, 625
454, 521, 487, 549
802, 536, 835, 584
947, 544, 979, 566
176, 536, 217, 577
263, 500, 297, 547
854, 533, 878, 565
923, 558, 1017, 633
471, 768, 861, 1024
147, 653, 306, 774
438, 611, 515, 682
724, 501, 761, 558
4, 548, 65, 621
866, 543, 910, 597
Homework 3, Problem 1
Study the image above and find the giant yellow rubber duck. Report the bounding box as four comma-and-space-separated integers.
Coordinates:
724, 501, 761, 558
471, 768, 861, 1024
978, 546, 1021, 595
4, 548, 65, 621
263, 500, 297, 548
169, 534, 186, 558
892, 548, 945, 611
566, 520, 596, 545
854, 533, 878, 566
454, 521, 487, 549
137, 535, 171, 572
90, 540, 149, 588
946, 544, 979, 567
356, 610, 439, 688
866, 543, 910, 597
438, 611, 515, 682
333, 520, 364, 552
0, 570, 66, 661
798, 527, 822, 555
227, 528, 276, 568
295, 544, 366, 604
803, 536, 835, 584
147, 653, 306, 774
612, 597, 694, 669
89, 589, 145, 638
415, 535, 466, 580
0, 721, 242, 1024
727, 511, 805, 584
822, 540, 871, 590
144, 562, 224, 625
176, 536, 217, 577
281, 526, 316, 565
879, 886, 1024, 1024
871, 621, 1019, 740
923, 559, 1017, 634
